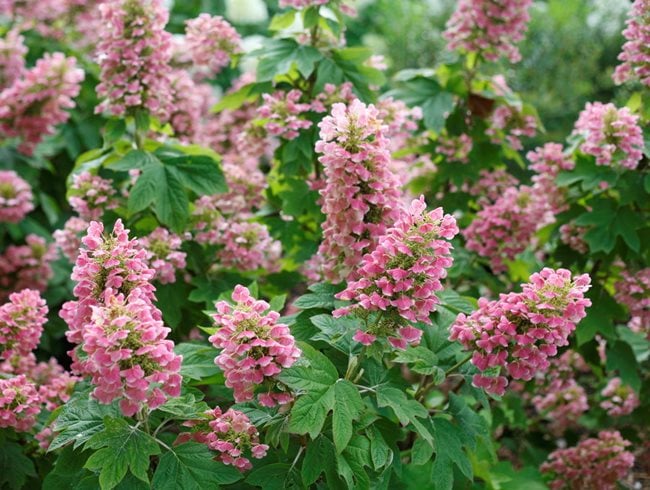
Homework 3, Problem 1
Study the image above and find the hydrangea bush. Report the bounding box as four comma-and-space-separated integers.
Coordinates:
0, 0, 647, 489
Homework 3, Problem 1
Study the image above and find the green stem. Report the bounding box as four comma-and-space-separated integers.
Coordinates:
445, 353, 473, 376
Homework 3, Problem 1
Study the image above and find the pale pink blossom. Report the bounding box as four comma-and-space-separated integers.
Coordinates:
185, 14, 241, 78
53, 217, 89, 263
0, 235, 57, 301
258, 89, 313, 140
613, 0, 650, 87
68, 172, 118, 221
0, 170, 33, 223
0, 375, 40, 432
139, 227, 187, 284
0, 289, 47, 360
600, 377, 640, 416
0, 29, 27, 90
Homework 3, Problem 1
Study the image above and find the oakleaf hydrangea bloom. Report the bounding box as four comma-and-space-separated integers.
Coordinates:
0, 289, 47, 360
449, 268, 591, 395
527, 143, 574, 215
334, 196, 459, 349
600, 377, 640, 416
613, 0, 650, 87
469, 168, 520, 205
95, 0, 173, 119
168, 70, 213, 142
614, 267, 650, 337
0, 52, 83, 155
486, 105, 537, 150
310, 82, 356, 113
209, 285, 301, 404
53, 217, 89, 263
572, 102, 644, 170
463, 185, 553, 274
436, 133, 473, 164
60, 220, 156, 368
81, 288, 182, 416
310, 99, 403, 283
0, 170, 34, 223
443, 0, 533, 63
139, 227, 187, 284
185, 14, 241, 78
0, 29, 27, 90
68, 172, 118, 221
532, 378, 588, 436
559, 223, 589, 254
178, 407, 269, 471
258, 90, 313, 140
0, 235, 57, 301
0, 375, 41, 432
216, 221, 282, 272
541, 431, 634, 490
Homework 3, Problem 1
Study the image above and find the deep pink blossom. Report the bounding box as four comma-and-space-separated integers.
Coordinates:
0, 235, 57, 301
185, 14, 241, 78
541, 431, 634, 490
139, 227, 187, 284
334, 196, 458, 348
0, 170, 34, 223
308, 99, 403, 283
0, 289, 47, 361
178, 407, 269, 471
0, 375, 41, 432
0, 29, 27, 90
600, 377, 640, 416
53, 217, 89, 263
81, 288, 182, 416
572, 102, 644, 170
449, 268, 591, 395
532, 378, 588, 436
0, 52, 83, 155
68, 172, 118, 221
613, 0, 650, 87
209, 285, 300, 404
95, 0, 173, 119
444, 0, 533, 63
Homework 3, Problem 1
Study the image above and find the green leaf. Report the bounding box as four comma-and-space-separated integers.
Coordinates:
302, 436, 336, 486
422, 92, 455, 132
367, 426, 392, 470
256, 39, 323, 81
175, 343, 217, 381
108, 150, 160, 171
42, 446, 94, 490
50, 396, 120, 451
155, 392, 209, 419
152, 442, 242, 490
332, 380, 364, 453
247, 463, 301, 490
288, 384, 336, 438
154, 166, 190, 232
375, 386, 432, 445
164, 155, 227, 195
103, 119, 126, 146
293, 283, 341, 309
448, 393, 489, 450
431, 418, 473, 490
277, 342, 338, 393
411, 436, 434, 466
85, 417, 160, 489
393, 346, 439, 375
336, 435, 371, 490
613, 207, 641, 252
606, 340, 641, 392
134, 110, 150, 134
268, 294, 287, 313
128, 163, 164, 213
269, 10, 297, 31
0, 441, 36, 490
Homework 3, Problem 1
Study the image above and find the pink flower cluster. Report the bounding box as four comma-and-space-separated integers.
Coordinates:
95, 0, 173, 119
449, 268, 591, 396
258, 90, 313, 140
614, 267, 650, 337
532, 378, 588, 436
60, 220, 182, 415
217, 222, 282, 272
0, 234, 57, 301
0, 29, 26, 90
486, 105, 537, 150
541, 431, 634, 490
437, 133, 473, 164
168, 70, 213, 142
600, 377, 640, 417
54, 217, 89, 263
139, 227, 187, 284
443, 0, 533, 63
209, 285, 300, 405
68, 172, 118, 221
463, 185, 553, 274
310, 99, 403, 283
0, 289, 47, 360
559, 223, 589, 254
334, 196, 458, 349
0, 170, 34, 223
572, 102, 644, 170
527, 143, 573, 214
179, 407, 269, 471
469, 168, 520, 205
613, 0, 650, 87
0, 375, 41, 432
82, 289, 182, 416
310, 82, 356, 114
0, 52, 83, 155
185, 14, 241, 78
